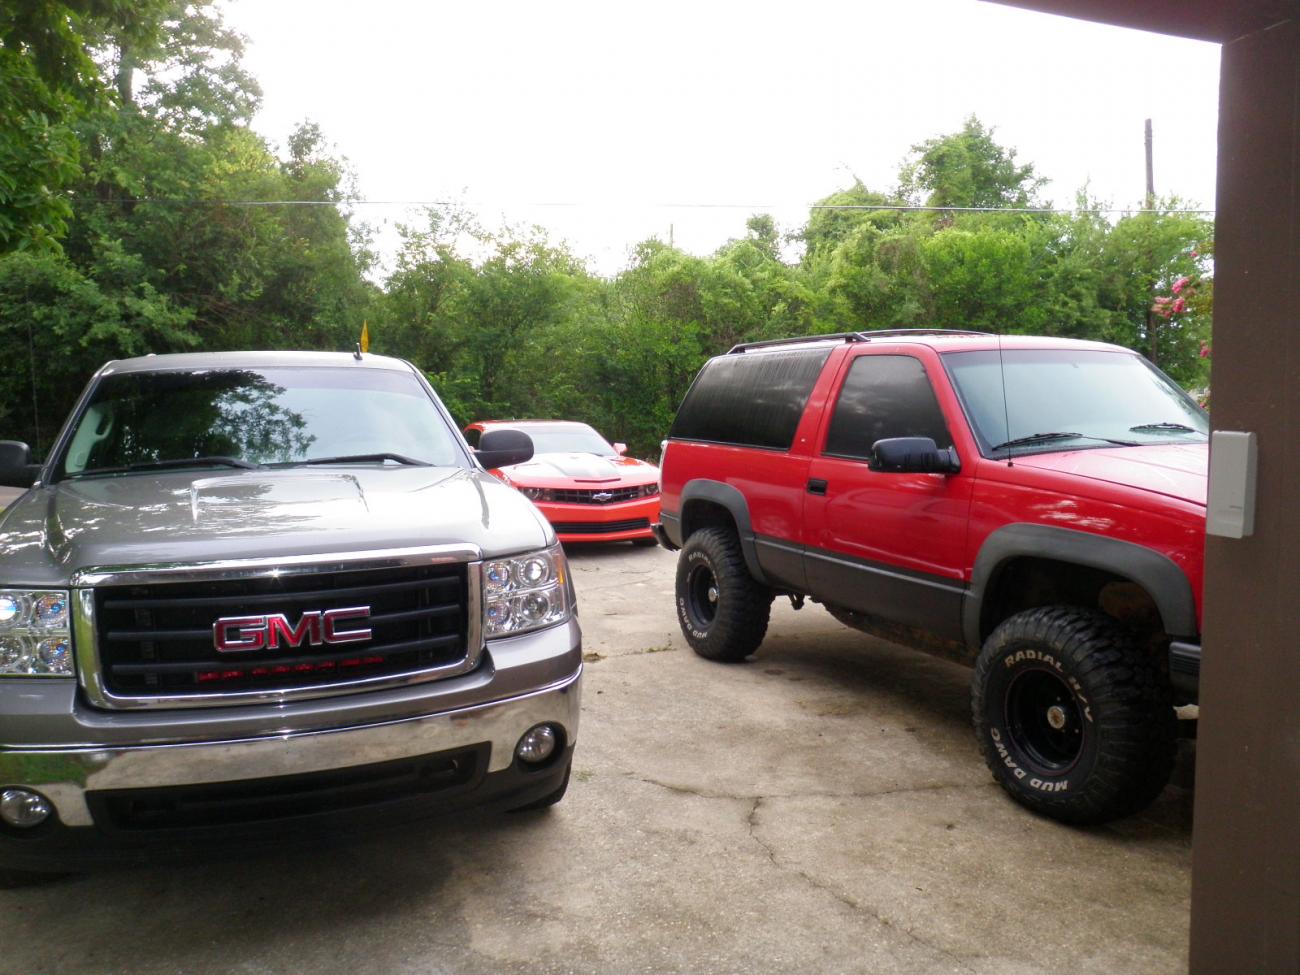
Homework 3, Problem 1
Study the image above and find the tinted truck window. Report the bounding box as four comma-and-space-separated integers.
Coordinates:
670, 349, 831, 450
824, 354, 952, 458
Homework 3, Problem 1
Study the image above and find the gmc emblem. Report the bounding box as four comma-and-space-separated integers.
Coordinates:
213, 606, 372, 652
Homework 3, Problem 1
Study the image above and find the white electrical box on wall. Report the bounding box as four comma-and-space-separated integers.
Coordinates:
1206, 430, 1258, 538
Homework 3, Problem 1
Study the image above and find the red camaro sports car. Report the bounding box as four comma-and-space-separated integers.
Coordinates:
464, 420, 661, 545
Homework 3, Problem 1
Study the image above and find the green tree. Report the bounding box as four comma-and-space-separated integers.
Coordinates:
0, 0, 168, 251
900, 115, 1046, 209
0, 249, 193, 450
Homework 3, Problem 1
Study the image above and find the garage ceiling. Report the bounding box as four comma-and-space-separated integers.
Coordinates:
987, 0, 1299, 43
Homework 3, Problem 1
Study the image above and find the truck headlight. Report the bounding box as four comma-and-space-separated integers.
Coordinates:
0, 589, 74, 677
482, 545, 572, 638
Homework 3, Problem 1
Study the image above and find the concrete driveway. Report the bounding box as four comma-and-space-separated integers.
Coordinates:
1, 544, 1193, 974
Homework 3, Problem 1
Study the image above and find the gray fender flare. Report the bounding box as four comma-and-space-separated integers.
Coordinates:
678, 480, 768, 585
964, 523, 1199, 649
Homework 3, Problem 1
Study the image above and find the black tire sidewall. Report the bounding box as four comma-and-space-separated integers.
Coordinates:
676, 542, 721, 644
979, 644, 1101, 801
674, 528, 770, 661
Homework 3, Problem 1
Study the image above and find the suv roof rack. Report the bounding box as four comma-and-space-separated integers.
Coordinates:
727, 329, 993, 354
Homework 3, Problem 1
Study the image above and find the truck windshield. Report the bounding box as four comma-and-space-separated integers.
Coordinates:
57, 367, 465, 478
942, 349, 1208, 457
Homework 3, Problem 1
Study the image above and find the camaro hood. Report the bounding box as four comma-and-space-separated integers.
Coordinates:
0, 466, 552, 586
501, 452, 658, 487
1012, 443, 1208, 506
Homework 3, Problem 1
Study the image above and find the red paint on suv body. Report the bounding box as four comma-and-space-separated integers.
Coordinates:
659, 335, 1207, 630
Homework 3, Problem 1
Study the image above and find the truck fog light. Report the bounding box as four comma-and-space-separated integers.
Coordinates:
0, 788, 53, 828
516, 725, 558, 764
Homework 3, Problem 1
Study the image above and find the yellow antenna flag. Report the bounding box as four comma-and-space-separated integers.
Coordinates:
360, 320, 370, 353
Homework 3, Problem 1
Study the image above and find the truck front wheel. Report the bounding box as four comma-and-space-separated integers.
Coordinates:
972, 606, 1177, 825
675, 528, 772, 661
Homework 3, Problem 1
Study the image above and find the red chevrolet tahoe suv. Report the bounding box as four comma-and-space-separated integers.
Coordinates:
657, 330, 1206, 824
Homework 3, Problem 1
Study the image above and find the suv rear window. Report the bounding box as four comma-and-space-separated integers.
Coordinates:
670, 349, 831, 450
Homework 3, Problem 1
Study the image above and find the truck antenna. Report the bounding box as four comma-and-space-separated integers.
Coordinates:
353, 342, 363, 361
998, 331, 1012, 468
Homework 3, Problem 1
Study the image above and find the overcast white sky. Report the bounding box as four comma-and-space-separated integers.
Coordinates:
223, 0, 1221, 276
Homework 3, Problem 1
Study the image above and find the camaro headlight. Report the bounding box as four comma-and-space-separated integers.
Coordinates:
521, 487, 555, 502
482, 545, 572, 638
0, 589, 74, 677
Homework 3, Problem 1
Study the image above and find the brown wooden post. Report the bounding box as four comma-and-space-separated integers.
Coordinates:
1189, 15, 1300, 974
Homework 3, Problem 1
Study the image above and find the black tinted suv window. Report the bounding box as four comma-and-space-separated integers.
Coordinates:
824, 354, 952, 459
670, 349, 831, 450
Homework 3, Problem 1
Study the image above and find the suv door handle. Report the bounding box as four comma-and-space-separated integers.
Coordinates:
807, 478, 828, 495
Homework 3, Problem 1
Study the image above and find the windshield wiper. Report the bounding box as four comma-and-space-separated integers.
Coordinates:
991, 432, 1140, 451
295, 453, 430, 467
71, 456, 261, 478
1129, 422, 1202, 434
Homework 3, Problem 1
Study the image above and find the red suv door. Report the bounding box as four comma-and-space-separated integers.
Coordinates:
801, 349, 974, 641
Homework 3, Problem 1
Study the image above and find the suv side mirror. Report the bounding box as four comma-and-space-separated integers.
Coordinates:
475, 429, 534, 470
613, 442, 628, 456
0, 441, 40, 489
871, 437, 960, 475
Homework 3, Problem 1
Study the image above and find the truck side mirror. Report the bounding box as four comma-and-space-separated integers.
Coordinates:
870, 437, 960, 475
475, 429, 534, 470
0, 441, 39, 489
613, 442, 628, 456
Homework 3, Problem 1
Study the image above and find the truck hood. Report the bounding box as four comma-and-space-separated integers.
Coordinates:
0, 466, 552, 586
1012, 443, 1208, 506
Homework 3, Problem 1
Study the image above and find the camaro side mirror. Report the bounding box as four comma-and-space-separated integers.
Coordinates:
613, 442, 628, 456
871, 437, 960, 475
0, 441, 40, 489
475, 429, 534, 470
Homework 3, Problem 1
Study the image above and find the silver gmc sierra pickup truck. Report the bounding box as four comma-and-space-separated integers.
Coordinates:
0, 351, 582, 878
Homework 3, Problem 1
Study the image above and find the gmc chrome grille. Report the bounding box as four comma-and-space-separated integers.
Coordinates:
76, 550, 482, 709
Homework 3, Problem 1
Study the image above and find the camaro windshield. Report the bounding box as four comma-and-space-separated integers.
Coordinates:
942, 349, 1208, 456
57, 367, 465, 478
512, 425, 616, 456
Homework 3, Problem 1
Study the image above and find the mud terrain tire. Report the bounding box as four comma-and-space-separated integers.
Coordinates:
972, 606, 1176, 825
675, 528, 772, 661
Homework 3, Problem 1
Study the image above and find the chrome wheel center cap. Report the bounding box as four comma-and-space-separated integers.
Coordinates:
707, 586, 719, 604
1046, 705, 1068, 731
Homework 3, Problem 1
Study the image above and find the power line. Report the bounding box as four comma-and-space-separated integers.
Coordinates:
69, 197, 1216, 214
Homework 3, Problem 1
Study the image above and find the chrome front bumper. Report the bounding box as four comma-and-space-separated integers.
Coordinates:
0, 667, 580, 830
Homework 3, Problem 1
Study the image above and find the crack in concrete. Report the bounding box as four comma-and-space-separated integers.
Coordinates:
744, 797, 979, 973
614, 772, 986, 972
622, 772, 988, 805
583, 644, 680, 663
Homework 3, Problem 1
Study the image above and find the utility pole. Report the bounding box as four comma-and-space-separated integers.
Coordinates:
1144, 118, 1155, 208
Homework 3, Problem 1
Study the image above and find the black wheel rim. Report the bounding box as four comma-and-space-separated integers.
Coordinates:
1005, 667, 1085, 773
686, 563, 719, 628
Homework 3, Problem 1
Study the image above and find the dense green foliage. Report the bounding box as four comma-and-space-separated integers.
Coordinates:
2, 14, 1212, 459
